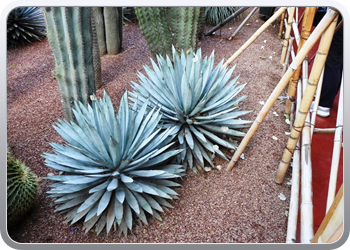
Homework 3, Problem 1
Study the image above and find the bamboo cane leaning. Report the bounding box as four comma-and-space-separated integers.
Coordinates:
275, 11, 338, 183
226, 9, 339, 172
228, 7, 258, 40
285, 7, 317, 115
300, 59, 314, 243
278, 9, 286, 38
312, 184, 343, 243
280, 7, 295, 65
222, 7, 288, 69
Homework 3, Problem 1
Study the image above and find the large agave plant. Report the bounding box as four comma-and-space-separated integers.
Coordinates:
43, 91, 185, 236
130, 47, 251, 172
7, 7, 46, 47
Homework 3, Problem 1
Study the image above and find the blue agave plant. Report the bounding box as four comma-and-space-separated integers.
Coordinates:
130, 47, 251, 172
43, 91, 185, 235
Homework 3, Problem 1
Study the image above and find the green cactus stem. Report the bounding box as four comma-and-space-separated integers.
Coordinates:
135, 7, 205, 58
44, 7, 102, 121
92, 7, 123, 56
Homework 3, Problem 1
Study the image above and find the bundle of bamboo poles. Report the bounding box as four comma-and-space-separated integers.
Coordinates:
226, 8, 339, 171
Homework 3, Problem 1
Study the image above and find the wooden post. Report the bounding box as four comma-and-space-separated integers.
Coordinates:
228, 7, 258, 40
275, 10, 338, 184
326, 80, 343, 212
226, 9, 338, 172
280, 7, 295, 65
222, 7, 288, 69
285, 7, 317, 115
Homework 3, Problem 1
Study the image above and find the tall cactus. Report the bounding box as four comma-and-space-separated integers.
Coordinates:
44, 7, 101, 121
92, 7, 123, 56
135, 7, 205, 58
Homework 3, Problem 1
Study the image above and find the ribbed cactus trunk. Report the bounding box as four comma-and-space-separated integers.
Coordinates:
135, 7, 205, 58
92, 7, 123, 56
44, 7, 102, 121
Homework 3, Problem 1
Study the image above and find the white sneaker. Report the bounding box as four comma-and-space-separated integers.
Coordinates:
311, 102, 330, 117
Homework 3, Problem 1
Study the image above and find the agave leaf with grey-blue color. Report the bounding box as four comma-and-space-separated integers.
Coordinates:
130, 47, 252, 172
43, 90, 185, 236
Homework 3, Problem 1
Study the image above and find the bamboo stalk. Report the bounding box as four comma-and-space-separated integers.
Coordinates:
313, 128, 335, 134
275, 10, 338, 184
300, 59, 314, 243
326, 79, 343, 212
312, 184, 343, 243
285, 7, 317, 115
222, 7, 288, 69
226, 9, 338, 172
278, 8, 286, 38
286, 74, 302, 244
280, 7, 295, 65
204, 7, 249, 36
281, 37, 294, 76
228, 7, 258, 40
326, 222, 343, 243
310, 68, 325, 139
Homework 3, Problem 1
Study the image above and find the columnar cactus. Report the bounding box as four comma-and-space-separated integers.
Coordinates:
44, 7, 102, 121
92, 7, 123, 56
135, 7, 205, 58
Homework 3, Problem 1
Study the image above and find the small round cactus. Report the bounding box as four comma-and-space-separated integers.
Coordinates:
7, 148, 39, 226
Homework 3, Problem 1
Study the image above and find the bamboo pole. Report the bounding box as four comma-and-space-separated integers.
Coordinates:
285, 7, 317, 115
313, 128, 335, 134
300, 59, 314, 243
222, 7, 288, 69
312, 184, 343, 243
275, 11, 338, 184
280, 7, 295, 65
278, 8, 286, 38
326, 222, 343, 243
281, 37, 294, 76
226, 9, 338, 172
286, 75, 302, 244
228, 7, 258, 40
310, 68, 325, 139
204, 7, 249, 36
326, 79, 343, 212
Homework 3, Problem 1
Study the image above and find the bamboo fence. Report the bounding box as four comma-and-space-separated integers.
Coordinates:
310, 68, 324, 138
285, 7, 317, 115
280, 7, 295, 65
226, 9, 339, 172
278, 8, 286, 38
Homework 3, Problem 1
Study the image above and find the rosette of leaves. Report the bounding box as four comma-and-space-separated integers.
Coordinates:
7, 7, 46, 47
130, 47, 252, 172
43, 91, 185, 236
204, 7, 242, 26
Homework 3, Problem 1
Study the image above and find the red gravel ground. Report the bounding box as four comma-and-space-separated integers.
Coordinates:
7, 8, 293, 244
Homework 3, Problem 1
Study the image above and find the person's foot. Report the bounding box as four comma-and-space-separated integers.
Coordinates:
311, 102, 330, 117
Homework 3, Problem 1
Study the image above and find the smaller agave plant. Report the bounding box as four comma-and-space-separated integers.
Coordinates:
43, 91, 185, 236
130, 47, 252, 172
7, 7, 46, 47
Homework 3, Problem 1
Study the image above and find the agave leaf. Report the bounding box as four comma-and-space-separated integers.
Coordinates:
83, 214, 101, 233
140, 149, 184, 168
184, 126, 194, 149
106, 194, 116, 234
108, 136, 122, 166
124, 188, 140, 214
135, 207, 148, 225
181, 71, 192, 115
201, 124, 246, 137
55, 193, 89, 212
107, 178, 119, 192
127, 170, 166, 177
197, 126, 236, 149
120, 174, 133, 183
97, 190, 113, 216
96, 214, 107, 235
132, 190, 153, 214
77, 189, 104, 213
124, 182, 143, 193
89, 180, 111, 194
115, 185, 126, 203
142, 193, 163, 212
114, 197, 124, 225
124, 203, 133, 230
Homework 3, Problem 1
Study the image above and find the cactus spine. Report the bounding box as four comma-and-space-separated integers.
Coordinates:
92, 7, 123, 56
7, 148, 39, 226
135, 7, 205, 58
44, 7, 101, 121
